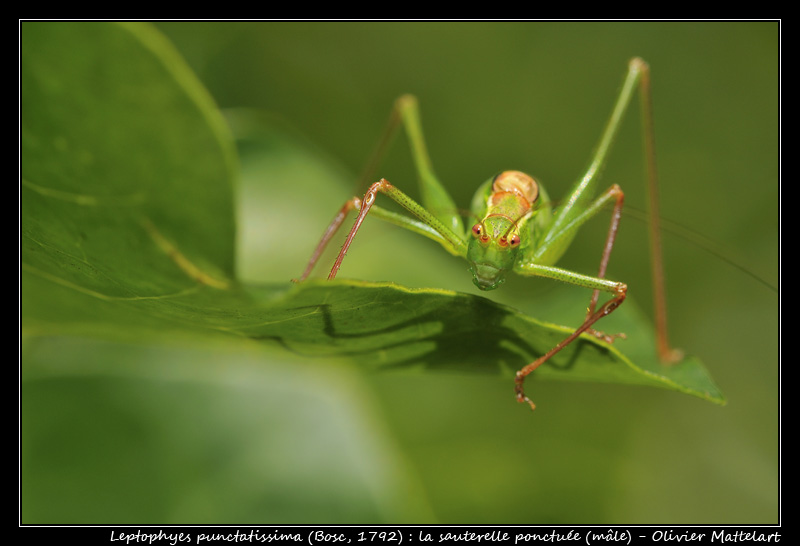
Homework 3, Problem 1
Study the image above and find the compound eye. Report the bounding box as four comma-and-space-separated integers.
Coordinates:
471, 224, 489, 242
499, 232, 521, 248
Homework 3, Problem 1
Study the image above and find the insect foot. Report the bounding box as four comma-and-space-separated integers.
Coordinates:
514, 371, 537, 411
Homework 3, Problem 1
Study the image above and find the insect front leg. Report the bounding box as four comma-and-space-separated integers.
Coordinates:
322, 179, 467, 281
514, 284, 627, 410
328, 182, 385, 280
295, 197, 362, 282
511, 263, 628, 410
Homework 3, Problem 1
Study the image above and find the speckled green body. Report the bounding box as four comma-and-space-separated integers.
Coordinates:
467, 172, 552, 290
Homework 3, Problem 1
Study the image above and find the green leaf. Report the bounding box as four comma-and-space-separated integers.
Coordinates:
21, 22, 723, 409
21, 21, 237, 296
20, 21, 436, 523
243, 281, 725, 404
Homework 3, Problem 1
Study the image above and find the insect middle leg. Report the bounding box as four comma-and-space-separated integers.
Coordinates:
514, 183, 629, 410
298, 94, 467, 282
584, 184, 628, 345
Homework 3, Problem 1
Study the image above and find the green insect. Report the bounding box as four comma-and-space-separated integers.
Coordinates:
297, 58, 683, 410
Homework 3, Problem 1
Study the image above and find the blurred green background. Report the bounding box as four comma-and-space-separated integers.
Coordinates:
21, 22, 779, 523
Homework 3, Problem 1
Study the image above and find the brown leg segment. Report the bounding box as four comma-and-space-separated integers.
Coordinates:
295, 197, 361, 282
584, 184, 628, 344
515, 284, 627, 410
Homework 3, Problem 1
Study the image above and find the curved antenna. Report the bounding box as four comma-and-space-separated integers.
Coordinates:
623, 205, 778, 294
